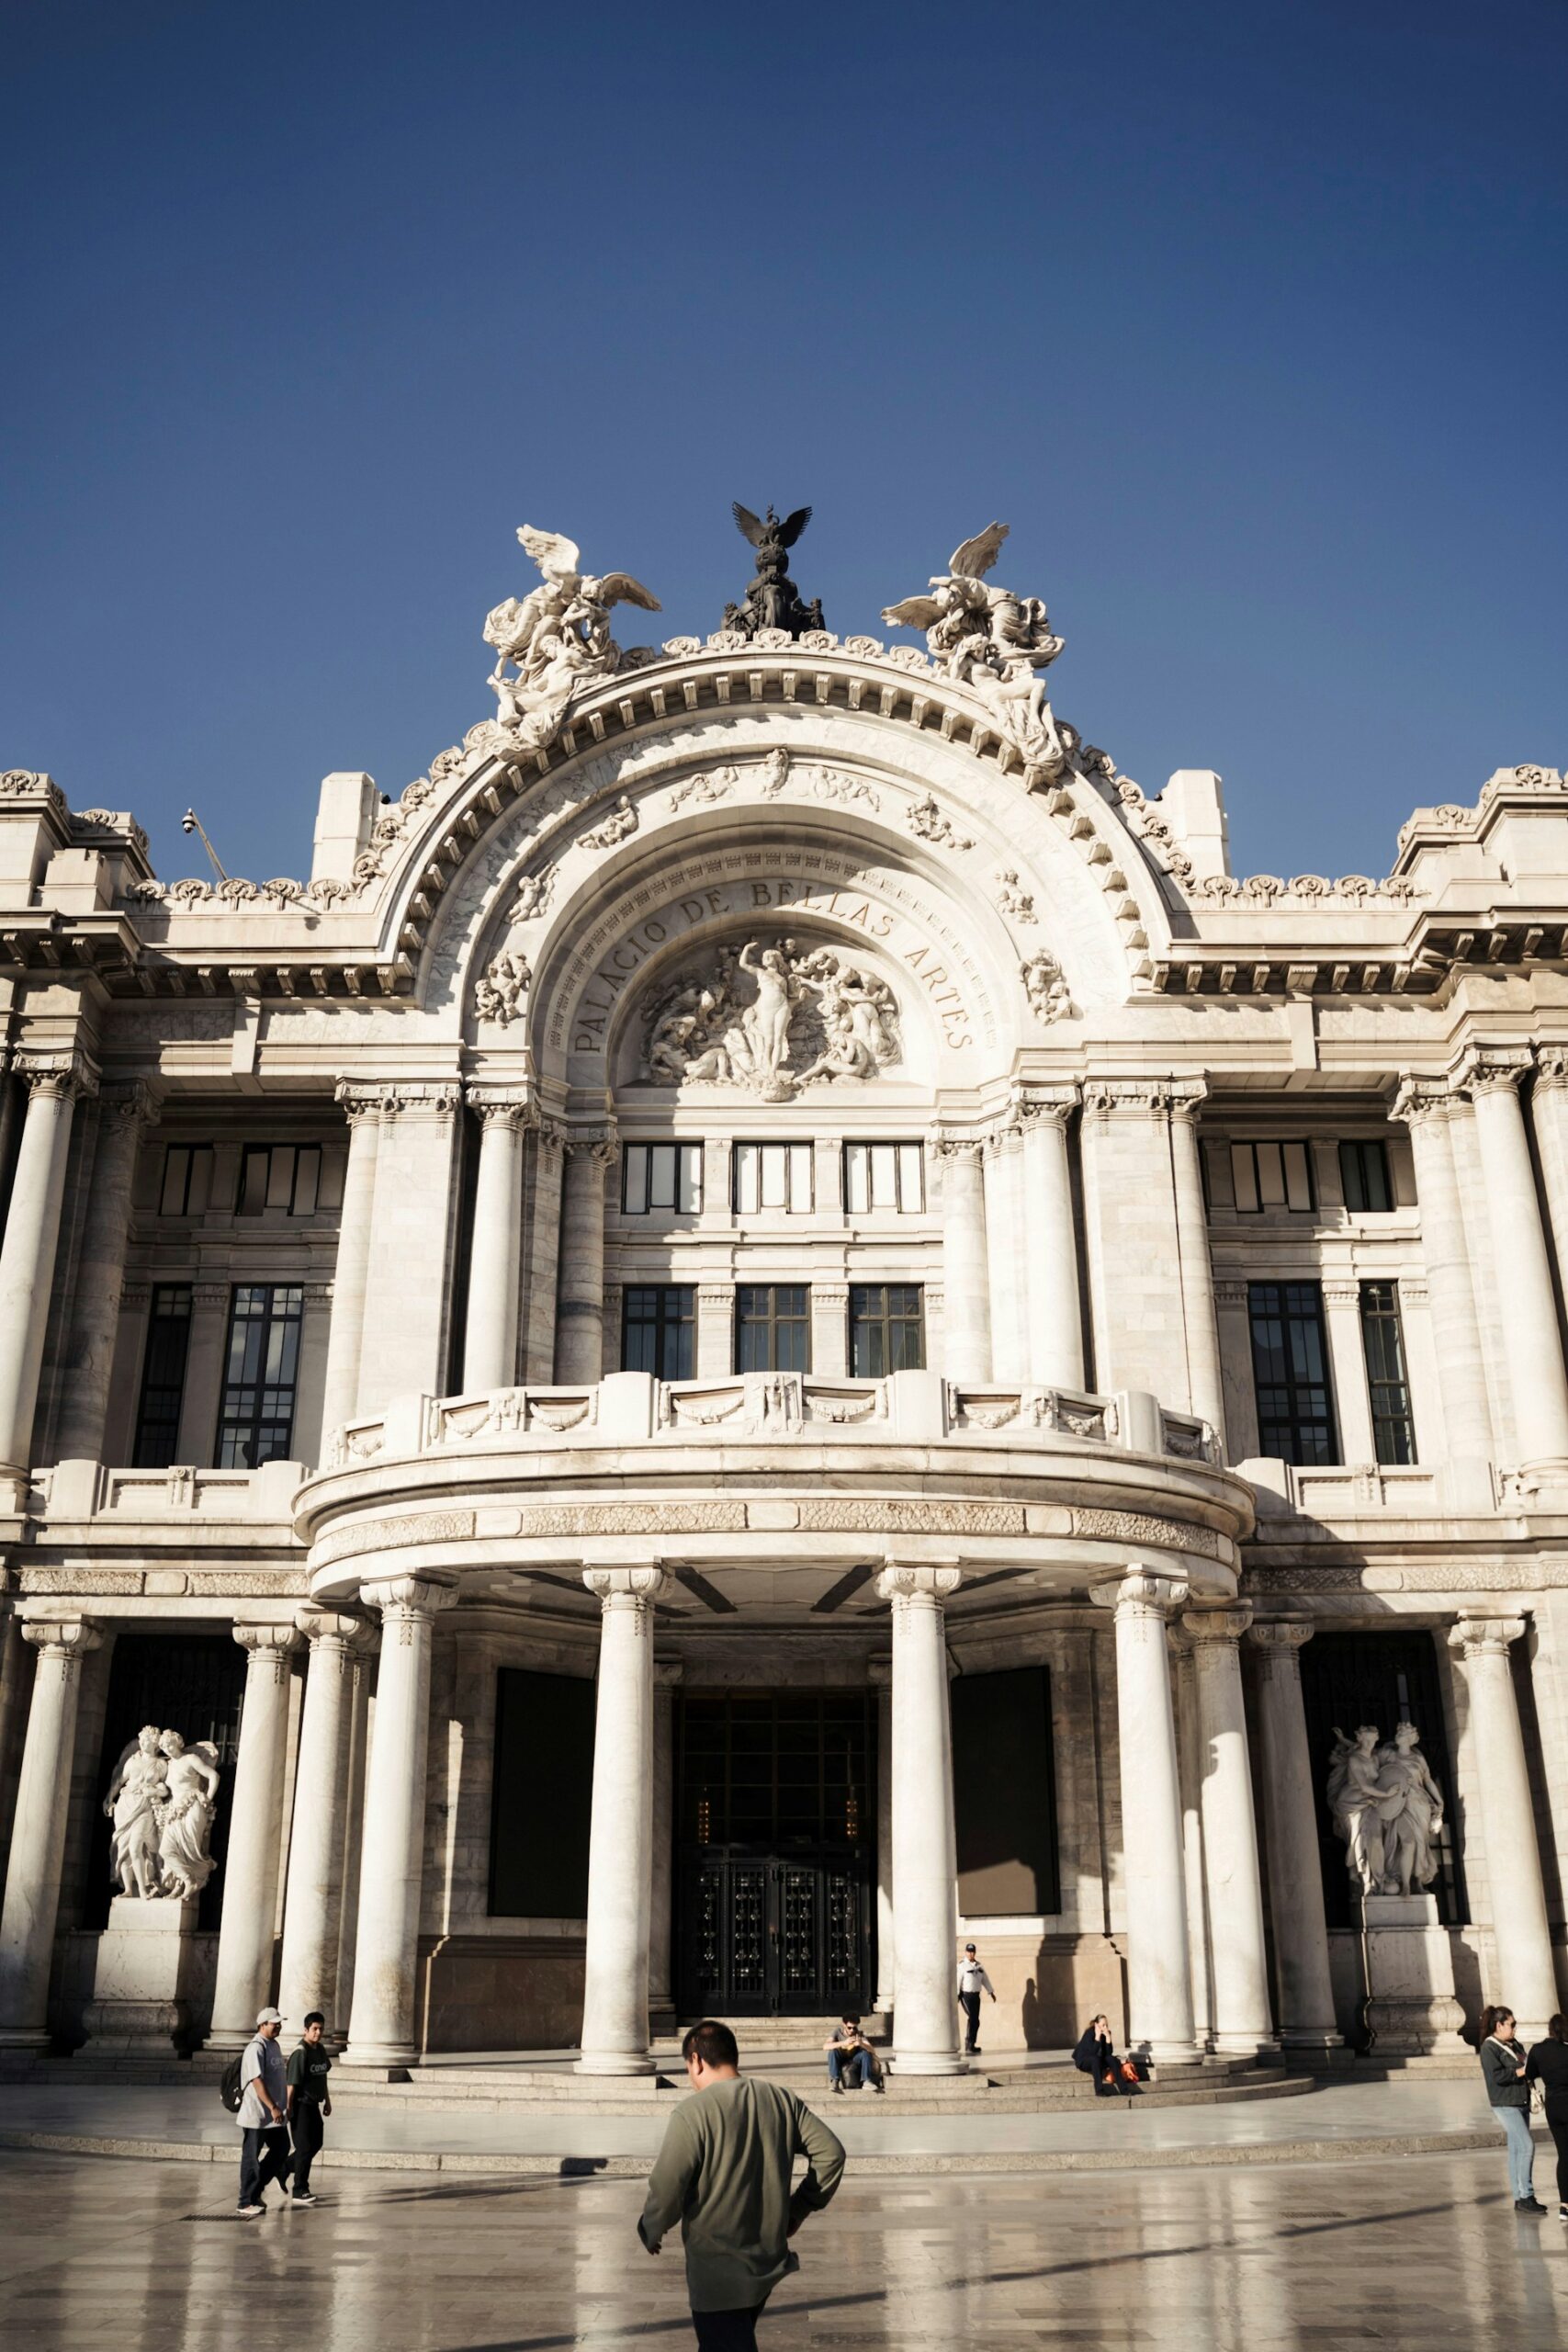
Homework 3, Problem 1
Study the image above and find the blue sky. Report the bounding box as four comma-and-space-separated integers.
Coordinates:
3, 1, 1564, 886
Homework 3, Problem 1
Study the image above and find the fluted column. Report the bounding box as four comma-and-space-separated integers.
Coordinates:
877, 1560, 964, 2074
0, 1620, 102, 2045
555, 1134, 615, 1383
276, 1609, 373, 2032
343, 1575, 455, 2067
1181, 1607, 1274, 2054
1016, 1090, 1084, 1388
1091, 1566, 1197, 2061
1170, 1088, 1226, 1444
934, 1138, 991, 1382
1247, 1621, 1339, 2050
55, 1080, 159, 1461
0, 1060, 93, 1486
1531, 1049, 1568, 1309
462, 1094, 529, 1391
1449, 1618, 1560, 2040
320, 1087, 382, 1441
207, 1623, 303, 2049
523, 1122, 567, 1382
1392, 1078, 1494, 1460
1461, 1051, 1568, 1469
870, 1657, 895, 2014
577, 1565, 671, 2073
649, 1658, 682, 2025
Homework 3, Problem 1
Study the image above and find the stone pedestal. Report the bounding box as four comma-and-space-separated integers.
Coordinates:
1360, 1894, 1467, 2055
84, 1895, 202, 2052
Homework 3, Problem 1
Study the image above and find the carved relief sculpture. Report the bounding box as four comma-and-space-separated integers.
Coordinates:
1021, 947, 1074, 1023
721, 504, 824, 641
155, 1729, 222, 1899
477, 526, 661, 769
1326, 1721, 1445, 1898
640, 937, 901, 1100
103, 1725, 221, 1899
882, 521, 1066, 774
104, 1724, 168, 1899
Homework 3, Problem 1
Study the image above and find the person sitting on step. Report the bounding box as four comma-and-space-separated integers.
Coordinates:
823, 2014, 884, 2094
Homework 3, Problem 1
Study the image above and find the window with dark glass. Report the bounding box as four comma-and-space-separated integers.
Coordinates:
216, 1285, 303, 1467
849, 1283, 925, 1377
843, 1142, 924, 1214
621, 1284, 695, 1379
1360, 1281, 1416, 1464
1247, 1280, 1337, 1464
1339, 1138, 1394, 1214
622, 1142, 702, 1216
236, 1144, 324, 1216
132, 1284, 192, 1467
158, 1144, 213, 1216
1231, 1141, 1315, 1214
735, 1284, 811, 1374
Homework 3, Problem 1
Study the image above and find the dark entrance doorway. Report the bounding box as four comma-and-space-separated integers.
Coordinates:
675, 1690, 874, 2018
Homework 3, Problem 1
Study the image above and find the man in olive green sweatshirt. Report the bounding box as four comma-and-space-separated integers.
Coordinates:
638, 2018, 847, 2349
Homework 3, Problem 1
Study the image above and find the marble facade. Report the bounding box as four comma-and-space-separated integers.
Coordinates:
1, 556, 1567, 2075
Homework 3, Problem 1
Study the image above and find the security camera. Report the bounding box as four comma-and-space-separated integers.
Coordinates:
181, 809, 197, 834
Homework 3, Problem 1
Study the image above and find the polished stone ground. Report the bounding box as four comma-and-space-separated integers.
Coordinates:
2, 2146, 1566, 2348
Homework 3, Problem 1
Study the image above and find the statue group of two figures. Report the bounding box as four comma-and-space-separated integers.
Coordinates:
103, 1724, 221, 1902
1327, 1721, 1447, 1899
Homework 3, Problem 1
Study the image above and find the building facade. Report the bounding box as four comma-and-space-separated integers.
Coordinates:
0, 537, 1565, 2075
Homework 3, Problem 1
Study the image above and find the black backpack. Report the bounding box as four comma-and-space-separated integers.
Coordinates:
220, 2053, 245, 2113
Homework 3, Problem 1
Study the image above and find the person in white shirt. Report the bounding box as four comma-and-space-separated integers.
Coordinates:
957, 1943, 997, 2055
236, 2005, 294, 2216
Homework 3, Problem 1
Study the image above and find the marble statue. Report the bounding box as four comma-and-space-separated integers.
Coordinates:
883, 522, 1067, 773
474, 944, 531, 1027
155, 1729, 221, 1900
1021, 947, 1074, 1023
479, 526, 661, 766
721, 504, 825, 641
104, 1724, 169, 1898
1327, 1721, 1445, 1898
640, 938, 899, 1100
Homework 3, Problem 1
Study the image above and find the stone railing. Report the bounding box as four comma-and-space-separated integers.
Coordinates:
26, 1459, 306, 1523
1241, 1458, 1495, 1518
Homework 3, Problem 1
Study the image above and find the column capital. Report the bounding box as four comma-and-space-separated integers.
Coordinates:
1012, 1083, 1079, 1129
1391, 1073, 1454, 1126
378, 1080, 462, 1120
334, 1078, 385, 1126
874, 1560, 962, 1604
15, 1051, 97, 1102
583, 1564, 671, 1605
565, 1128, 617, 1167
20, 1617, 103, 1660
931, 1134, 984, 1166
1090, 1566, 1190, 1618
1454, 1046, 1531, 1098
360, 1574, 458, 1619
1449, 1614, 1528, 1659
1533, 1045, 1568, 1094
466, 1086, 535, 1129
98, 1078, 162, 1127
231, 1622, 303, 1681
1246, 1618, 1315, 1655
535, 1115, 570, 1162
1180, 1603, 1253, 1644
1081, 1077, 1202, 1120
293, 1604, 375, 1651
653, 1658, 685, 1688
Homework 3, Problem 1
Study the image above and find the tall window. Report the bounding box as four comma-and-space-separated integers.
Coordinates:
1247, 1281, 1337, 1464
1231, 1141, 1315, 1214
216, 1285, 303, 1467
1339, 1139, 1394, 1214
736, 1284, 811, 1373
158, 1145, 213, 1216
1360, 1281, 1416, 1464
733, 1142, 813, 1215
621, 1285, 695, 1379
622, 1142, 702, 1216
132, 1284, 192, 1466
849, 1283, 925, 1377
843, 1141, 924, 1214
237, 1144, 323, 1216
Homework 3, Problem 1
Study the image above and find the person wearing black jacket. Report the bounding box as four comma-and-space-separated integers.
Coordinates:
1071, 2013, 1141, 2098
1526, 2014, 1568, 2222
1478, 2004, 1545, 2213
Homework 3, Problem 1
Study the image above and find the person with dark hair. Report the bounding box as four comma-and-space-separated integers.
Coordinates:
1526, 2013, 1568, 2222
286, 2010, 333, 2205
1479, 2004, 1545, 2212
822, 2013, 883, 2094
639, 2018, 846, 2347
1071, 2012, 1142, 2097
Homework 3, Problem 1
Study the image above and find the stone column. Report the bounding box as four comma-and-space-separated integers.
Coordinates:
1531, 1049, 1568, 1302
934, 1137, 991, 1383
1170, 1088, 1226, 1444
207, 1623, 303, 2049
810, 1283, 850, 1381
0, 1061, 92, 1487
1091, 1566, 1197, 2061
1321, 1280, 1377, 1464
870, 1657, 895, 2015
1461, 1051, 1568, 1470
343, 1576, 455, 2068
522, 1122, 567, 1383
577, 1565, 671, 2074
1016, 1091, 1084, 1389
0, 1620, 102, 2046
320, 1088, 382, 1442
1171, 1635, 1213, 2046
55, 1080, 158, 1462
1181, 1607, 1275, 2055
1247, 1621, 1340, 2050
695, 1284, 736, 1379
877, 1561, 965, 2074
276, 1609, 373, 2032
1449, 1617, 1561, 2039
649, 1660, 682, 2028
555, 1135, 615, 1383
462, 1095, 529, 1392
1392, 1079, 1494, 1460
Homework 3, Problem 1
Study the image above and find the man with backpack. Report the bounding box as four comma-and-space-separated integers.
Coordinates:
231, 2005, 293, 2217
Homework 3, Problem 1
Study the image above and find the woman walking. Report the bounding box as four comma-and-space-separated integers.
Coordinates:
1526, 2014, 1568, 2222
1479, 2005, 1545, 2214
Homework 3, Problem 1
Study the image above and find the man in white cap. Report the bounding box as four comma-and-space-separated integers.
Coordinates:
236, 2006, 293, 2217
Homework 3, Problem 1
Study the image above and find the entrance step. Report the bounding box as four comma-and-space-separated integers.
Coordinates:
663, 2016, 889, 2052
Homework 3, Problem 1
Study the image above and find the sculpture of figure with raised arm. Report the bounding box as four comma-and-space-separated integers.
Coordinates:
882, 522, 1067, 774
104, 1724, 169, 1899
155, 1730, 221, 1900
479, 526, 660, 767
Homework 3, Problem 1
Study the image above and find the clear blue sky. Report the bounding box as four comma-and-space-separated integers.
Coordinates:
4, 1, 1564, 886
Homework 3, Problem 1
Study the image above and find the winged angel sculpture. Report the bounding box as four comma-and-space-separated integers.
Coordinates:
477, 527, 661, 767
721, 503, 824, 640
882, 523, 1066, 775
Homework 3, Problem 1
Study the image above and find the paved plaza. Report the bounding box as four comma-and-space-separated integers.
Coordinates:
3, 2143, 1567, 2349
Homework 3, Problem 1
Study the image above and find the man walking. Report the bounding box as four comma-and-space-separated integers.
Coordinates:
285, 2009, 333, 2205
236, 2005, 292, 2217
639, 2018, 846, 2349
957, 1942, 997, 2056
